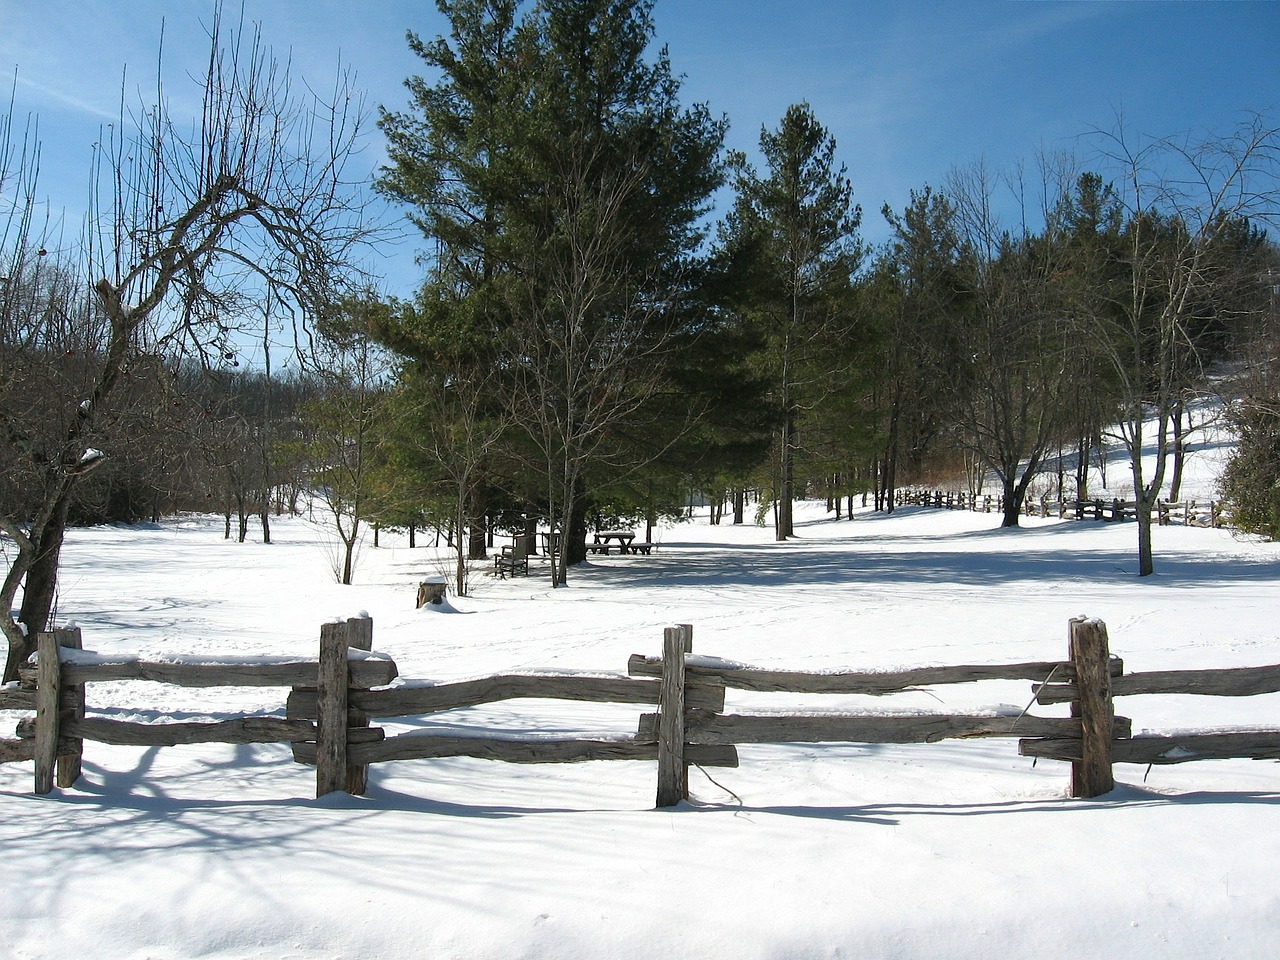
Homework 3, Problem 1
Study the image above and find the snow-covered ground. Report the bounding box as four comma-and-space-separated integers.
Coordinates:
3, 447, 1279, 958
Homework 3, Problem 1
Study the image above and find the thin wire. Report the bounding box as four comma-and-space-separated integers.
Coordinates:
1014, 663, 1061, 729
693, 763, 743, 807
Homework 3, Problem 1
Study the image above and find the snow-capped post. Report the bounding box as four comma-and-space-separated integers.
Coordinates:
344, 616, 374, 796
1069, 617, 1115, 798
416, 578, 447, 608
316, 619, 350, 797
656, 623, 691, 808
54, 627, 84, 788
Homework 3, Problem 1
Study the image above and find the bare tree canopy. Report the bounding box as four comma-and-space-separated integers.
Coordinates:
2, 5, 380, 680
1087, 113, 1280, 574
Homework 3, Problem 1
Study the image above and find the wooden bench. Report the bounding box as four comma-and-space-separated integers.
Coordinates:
494, 535, 532, 578
626, 542, 654, 555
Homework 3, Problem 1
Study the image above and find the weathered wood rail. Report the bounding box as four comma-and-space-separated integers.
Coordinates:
630, 617, 1278, 803
630, 621, 1134, 804
286, 621, 737, 777
1020, 618, 1280, 779
0, 617, 399, 794
898, 488, 1231, 528
0, 618, 737, 801
3, 617, 1275, 806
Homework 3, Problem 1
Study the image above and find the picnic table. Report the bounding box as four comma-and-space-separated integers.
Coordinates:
592, 531, 635, 554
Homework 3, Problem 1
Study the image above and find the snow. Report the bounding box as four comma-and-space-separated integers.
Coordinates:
57, 649, 394, 667
3, 477, 1280, 958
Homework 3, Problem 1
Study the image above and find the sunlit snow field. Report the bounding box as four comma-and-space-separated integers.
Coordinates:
3, 430, 1279, 959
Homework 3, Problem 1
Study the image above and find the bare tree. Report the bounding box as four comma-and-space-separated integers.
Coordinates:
384, 347, 511, 597
490, 1, 724, 586
505, 180, 685, 586
304, 301, 391, 586
941, 157, 1078, 527
2, 8, 377, 681
1090, 114, 1280, 575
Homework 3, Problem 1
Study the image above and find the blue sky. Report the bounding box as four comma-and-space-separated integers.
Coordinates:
3, 0, 1277, 304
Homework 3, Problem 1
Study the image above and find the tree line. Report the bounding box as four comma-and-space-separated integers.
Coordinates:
4, 0, 1280, 681
367, 0, 1280, 585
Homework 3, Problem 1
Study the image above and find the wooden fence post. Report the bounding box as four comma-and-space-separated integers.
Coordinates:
34, 632, 61, 794
54, 628, 84, 788
344, 616, 373, 796
1069, 617, 1115, 798
316, 620, 350, 798
656, 623, 691, 808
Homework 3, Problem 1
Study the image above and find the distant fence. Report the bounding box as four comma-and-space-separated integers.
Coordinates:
2, 617, 1277, 806
898, 488, 1231, 528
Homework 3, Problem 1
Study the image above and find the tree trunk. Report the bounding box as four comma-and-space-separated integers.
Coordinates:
17, 496, 70, 641
553, 471, 589, 587
452, 498, 468, 597
7, 491, 74, 680
567, 481, 589, 566
777, 414, 795, 540
467, 482, 488, 560
1000, 473, 1022, 528
882, 392, 901, 514
1075, 433, 1089, 500
1136, 496, 1156, 577
1129, 415, 1164, 578
732, 487, 745, 524
341, 530, 357, 586
884, 451, 898, 514
1169, 400, 1186, 503
455, 533, 467, 597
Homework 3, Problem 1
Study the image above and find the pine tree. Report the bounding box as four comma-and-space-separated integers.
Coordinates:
381, 0, 726, 584
723, 104, 863, 539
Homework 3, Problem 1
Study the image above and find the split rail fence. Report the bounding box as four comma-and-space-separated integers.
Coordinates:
898, 488, 1230, 528
1, 617, 1277, 807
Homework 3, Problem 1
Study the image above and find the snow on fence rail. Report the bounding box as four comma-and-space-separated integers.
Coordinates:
1, 617, 1277, 806
898, 488, 1230, 527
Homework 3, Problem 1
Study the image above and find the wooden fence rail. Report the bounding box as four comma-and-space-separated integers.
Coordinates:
0, 616, 398, 796
2, 617, 1276, 806
898, 488, 1231, 528
1020, 617, 1280, 782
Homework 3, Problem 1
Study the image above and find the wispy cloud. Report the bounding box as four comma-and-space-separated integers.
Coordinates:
12, 71, 120, 123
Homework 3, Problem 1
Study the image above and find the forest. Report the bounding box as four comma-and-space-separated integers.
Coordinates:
3, 0, 1279, 682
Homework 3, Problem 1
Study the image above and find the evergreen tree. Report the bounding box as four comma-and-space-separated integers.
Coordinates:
723, 103, 863, 539
377, 0, 523, 564
380, 0, 727, 585
876, 186, 968, 511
